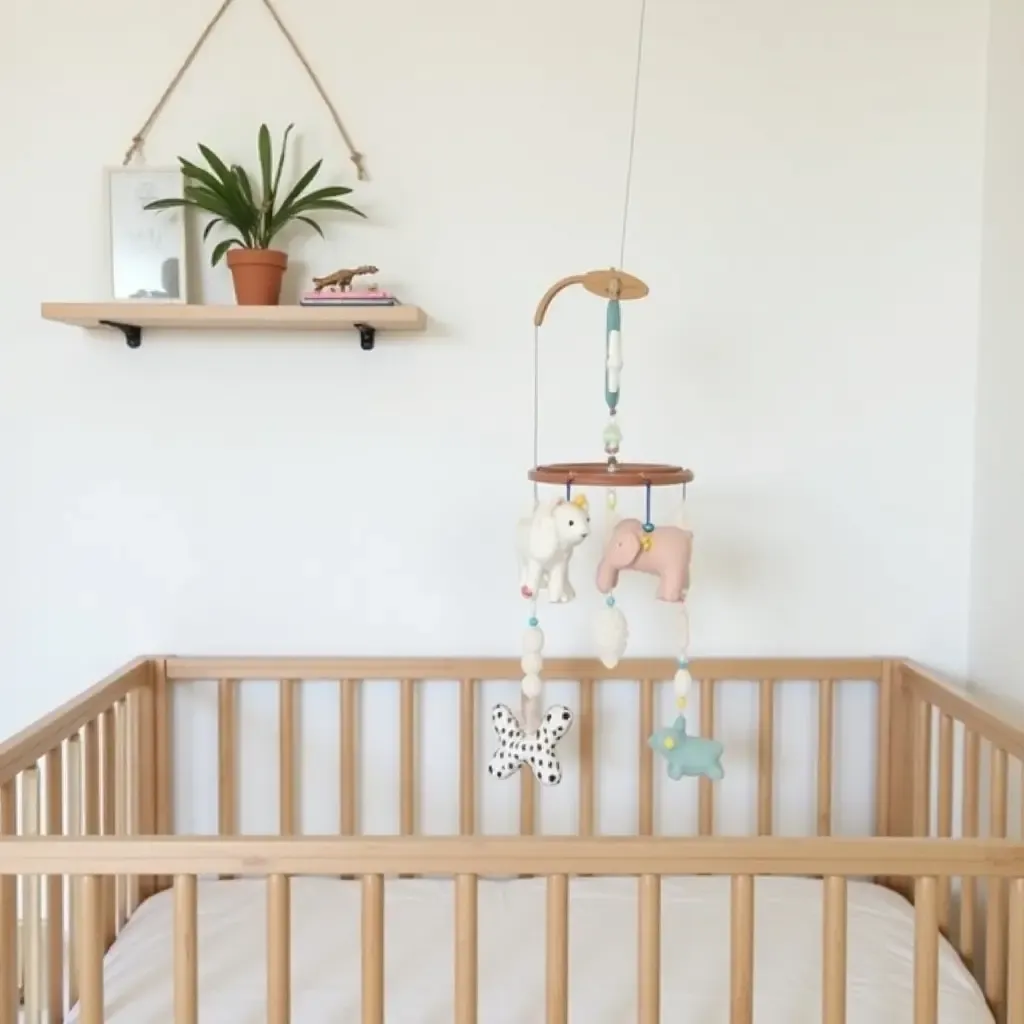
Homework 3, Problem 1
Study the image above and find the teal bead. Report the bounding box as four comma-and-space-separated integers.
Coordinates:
677, 657, 690, 668
528, 616, 539, 627
605, 596, 616, 607
643, 522, 655, 533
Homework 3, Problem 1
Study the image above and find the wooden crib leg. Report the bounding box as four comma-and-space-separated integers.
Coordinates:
174, 875, 198, 1024
268, 874, 291, 1024
730, 875, 754, 1024
77, 876, 104, 1024
454, 874, 478, 1024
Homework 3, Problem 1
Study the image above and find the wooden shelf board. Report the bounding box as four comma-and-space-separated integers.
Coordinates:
40, 301, 426, 333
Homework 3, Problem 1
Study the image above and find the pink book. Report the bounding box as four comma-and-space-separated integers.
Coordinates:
301, 289, 395, 301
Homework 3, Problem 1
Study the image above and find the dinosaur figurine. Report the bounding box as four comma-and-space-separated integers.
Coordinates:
311, 264, 379, 292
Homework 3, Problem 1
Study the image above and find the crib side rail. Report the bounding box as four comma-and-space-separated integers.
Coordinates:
0, 658, 150, 786
0, 834, 1022, 1024
0, 657, 158, 1023
897, 659, 1024, 1022
902, 660, 1024, 762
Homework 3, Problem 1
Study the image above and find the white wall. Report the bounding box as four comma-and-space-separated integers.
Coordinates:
0, 0, 989, 831
969, 0, 1024, 701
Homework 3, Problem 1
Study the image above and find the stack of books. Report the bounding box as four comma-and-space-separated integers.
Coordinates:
299, 289, 401, 307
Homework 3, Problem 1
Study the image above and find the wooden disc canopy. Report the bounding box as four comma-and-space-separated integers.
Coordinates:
533, 268, 649, 327
529, 268, 693, 490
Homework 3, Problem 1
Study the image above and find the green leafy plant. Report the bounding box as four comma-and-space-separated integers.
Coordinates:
143, 123, 365, 266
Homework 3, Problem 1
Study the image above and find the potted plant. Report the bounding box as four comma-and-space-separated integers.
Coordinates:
144, 123, 365, 305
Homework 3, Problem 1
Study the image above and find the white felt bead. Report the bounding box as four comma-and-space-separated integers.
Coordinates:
674, 667, 693, 698
607, 329, 623, 390
522, 626, 544, 652
594, 604, 628, 670
521, 651, 543, 674
521, 673, 542, 698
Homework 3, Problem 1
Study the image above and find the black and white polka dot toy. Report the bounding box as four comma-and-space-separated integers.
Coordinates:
486, 703, 574, 786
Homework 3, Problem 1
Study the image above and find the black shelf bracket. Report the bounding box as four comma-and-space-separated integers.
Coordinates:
99, 320, 143, 349
355, 323, 376, 351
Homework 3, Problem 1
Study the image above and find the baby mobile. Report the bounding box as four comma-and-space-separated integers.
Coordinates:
485, 0, 724, 787
486, 270, 724, 786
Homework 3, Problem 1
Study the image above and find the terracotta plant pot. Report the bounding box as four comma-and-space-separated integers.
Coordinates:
226, 248, 288, 305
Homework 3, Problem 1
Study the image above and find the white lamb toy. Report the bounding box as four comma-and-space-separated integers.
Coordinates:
516, 495, 591, 603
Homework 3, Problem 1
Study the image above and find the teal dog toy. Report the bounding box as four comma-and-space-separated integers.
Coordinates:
648, 714, 725, 780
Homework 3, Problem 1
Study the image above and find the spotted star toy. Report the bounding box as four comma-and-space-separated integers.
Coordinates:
648, 714, 725, 781
487, 703, 574, 785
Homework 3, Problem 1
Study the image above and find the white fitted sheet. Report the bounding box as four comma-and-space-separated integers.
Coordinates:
66, 874, 993, 1023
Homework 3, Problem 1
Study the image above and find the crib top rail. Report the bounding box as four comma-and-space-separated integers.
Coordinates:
0, 834, 1020, 876
163, 655, 886, 682
0, 657, 149, 785
902, 660, 1024, 761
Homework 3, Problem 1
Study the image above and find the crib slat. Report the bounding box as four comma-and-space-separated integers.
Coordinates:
985, 746, 1009, 1016
44, 745, 64, 1024
545, 874, 568, 1024
758, 680, 775, 835
154, 659, 173, 894
174, 875, 198, 1024
912, 700, 931, 836
730, 875, 754, 1024
101, 710, 117, 946
1008, 878, 1024, 1024
823, 876, 847, 1023
639, 679, 654, 836
66, 737, 82, 1012
22, 767, 42, 1024
268, 874, 291, 1024
875, 662, 892, 836
279, 679, 298, 836
638, 874, 660, 1024
114, 701, 129, 932
914, 877, 939, 1024
959, 728, 980, 969
77, 875, 104, 1024
124, 695, 140, 918
578, 679, 595, 837
400, 679, 416, 837
218, 680, 237, 842
341, 679, 359, 837
698, 678, 716, 836
459, 679, 475, 836
362, 874, 384, 1024
454, 874, 478, 1024
83, 719, 99, 835
936, 712, 954, 932
520, 766, 536, 837
817, 680, 834, 836
135, 684, 156, 901
0, 779, 17, 1024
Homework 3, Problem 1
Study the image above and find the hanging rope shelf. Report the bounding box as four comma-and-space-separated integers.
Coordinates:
121, 0, 369, 180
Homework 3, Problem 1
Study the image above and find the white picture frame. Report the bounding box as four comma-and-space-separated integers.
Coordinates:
105, 166, 189, 302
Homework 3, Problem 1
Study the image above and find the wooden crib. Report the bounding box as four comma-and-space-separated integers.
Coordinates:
0, 655, 1022, 1023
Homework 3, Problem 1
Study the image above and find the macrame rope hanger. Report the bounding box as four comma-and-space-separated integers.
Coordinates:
120, 0, 369, 181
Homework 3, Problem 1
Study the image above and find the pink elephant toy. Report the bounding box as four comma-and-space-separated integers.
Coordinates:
596, 518, 693, 602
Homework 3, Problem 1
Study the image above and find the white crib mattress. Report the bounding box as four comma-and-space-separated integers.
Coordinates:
66, 874, 993, 1023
